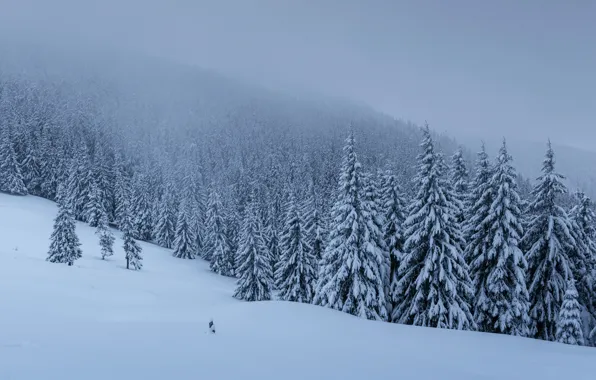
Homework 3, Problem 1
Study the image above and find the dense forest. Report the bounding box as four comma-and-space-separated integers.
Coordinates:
1, 46, 594, 348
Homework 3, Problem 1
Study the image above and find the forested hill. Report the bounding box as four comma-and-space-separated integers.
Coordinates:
0, 40, 462, 214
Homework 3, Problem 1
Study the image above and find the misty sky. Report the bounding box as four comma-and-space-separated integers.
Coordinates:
2, 0, 595, 151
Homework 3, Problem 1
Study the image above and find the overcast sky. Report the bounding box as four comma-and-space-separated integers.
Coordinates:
2, 0, 595, 151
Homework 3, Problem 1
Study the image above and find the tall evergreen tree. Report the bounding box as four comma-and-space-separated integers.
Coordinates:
206, 188, 235, 276
379, 170, 408, 322
393, 126, 475, 330
233, 194, 273, 301
47, 184, 82, 265
121, 188, 143, 271
172, 198, 197, 259
83, 179, 104, 227
470, 140, 530, 336
450, 147, 469, 226
464, 143, 494, 264
0, 128, 27, 195
313, 131, 388, 321
556, 279, 584, 346
153, 186, 175, 249
96, 202, 115, 260
276, 192, 316, 303
132, 173, 153, 241
568, 191, 596, 326
522, 141, 575, 341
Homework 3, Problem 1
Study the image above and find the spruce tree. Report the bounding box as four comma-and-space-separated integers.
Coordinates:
122, 191, 143, 271
379, 170, 408, 322
233, 195, 273, 301
302, 184, 326, 265
470, 140, 530, 336
0, 128, 27, 195
96, 203, 115, 260
450, 147, 469, 226
206, 188, 235, 276
172, 198, 197, 259
522, 141, 575, 341
464, 143, 494, 264
393, 125, 475, 330
313, 131, 387, 321
47, 185, 82, 265
153, 186, 175, 249
84, 179, 104, 227
556, 279, 584, 346
568, 191, 596, 324
276, 192, 316, 303
132, 173, 153, 241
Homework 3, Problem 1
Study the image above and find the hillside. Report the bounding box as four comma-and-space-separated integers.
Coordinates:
1, 192, 595, 380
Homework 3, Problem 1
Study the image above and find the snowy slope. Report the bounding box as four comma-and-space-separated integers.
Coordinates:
1, 193, 595, 380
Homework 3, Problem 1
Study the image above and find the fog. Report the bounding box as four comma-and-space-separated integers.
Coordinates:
1, 0, 595, 151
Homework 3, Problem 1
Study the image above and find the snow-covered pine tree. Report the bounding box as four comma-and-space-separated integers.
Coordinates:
206, 188, 235, 276
470, 140, 530, 336
153, 185, 175, 249
172, 197, 197, 259
568, 191, 596, 329
83, 179, 104, 227
464, 143, 494, 264
21, 143, 42, 195
47, 184, 82, 265
393, 125, 475, 330
132, 173, 153, 241
556, 279, 584, 346
522, 141, 575, 341
96, 201, 115, 260
71, 145, 94, 222
313, 131, 388, 321
362, 170, 390, 316
0, 127, 27, 195
379, 169, 408, 322
302, 188, 326, 265
121, 186, 143, 271
275, 192, 316, 303
450, 147, 469, 226
233, 193, 273, 301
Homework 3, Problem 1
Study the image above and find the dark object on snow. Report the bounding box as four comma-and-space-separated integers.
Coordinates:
209, 319, 216, 334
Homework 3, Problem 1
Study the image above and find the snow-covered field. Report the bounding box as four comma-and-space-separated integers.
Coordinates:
1, 193, 594, 380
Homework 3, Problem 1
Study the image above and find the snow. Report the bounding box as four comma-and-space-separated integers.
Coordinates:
0, 193, 594, 380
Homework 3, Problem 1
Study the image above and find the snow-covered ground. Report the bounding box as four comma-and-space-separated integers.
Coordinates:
1, 193, 594, 380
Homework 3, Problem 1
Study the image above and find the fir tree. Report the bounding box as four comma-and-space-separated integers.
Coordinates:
206, 188, 235, 276
522, 141, 575, 341
132, 173, 153, 241
172, 198, 197, 259
568, 191, 596, 324
393, 125, 475, 330
379, 170, 408, 322
450, 147, 469, 226
233, 195, 273, 301
302, 184, 326, 265
556, 279, 584, 346
0, 128, 27, 195
122, 190, 143, 271
464, 143, 494, 264
276, 192, 317, 303
47, 185, 82, 265
96, 203, 115, 260
153, 185, 175, 249
83, 179, 104, 227
313, 131, 388, 321
470, 140, 530, 336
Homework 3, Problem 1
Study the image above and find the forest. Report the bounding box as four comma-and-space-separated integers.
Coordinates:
0, 53, 593, 348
